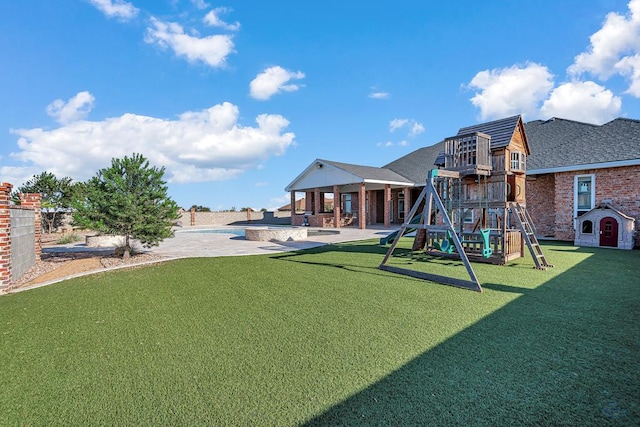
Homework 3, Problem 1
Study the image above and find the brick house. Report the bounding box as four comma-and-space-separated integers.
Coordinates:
286, 116, 640, 248
525, 117, 640, 248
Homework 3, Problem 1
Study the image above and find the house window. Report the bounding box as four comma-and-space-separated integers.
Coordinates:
463, 210, 474, 224
510, 151, 526, 172
575, 175, 595, 221
581, 220, 593, 234
398, 193, 405, 220
342, 194, 352, 214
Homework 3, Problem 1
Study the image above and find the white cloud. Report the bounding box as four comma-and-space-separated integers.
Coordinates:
540, 81, 621, 124
46, 91, 95, 125
377, 140, 410, 148
409, 121, 425, 137
389, 118, 425, 136
569, 0, 640, 79
144, 17, 235, 68
7, 99, 295, 185
87, 0, 139, 21
467, 63, 554, 120
249, 66, 305, 100
389, 119, 408, 132
191, 0, 209, 9
568, 0, 640, 97
369, 91, 389, 99
204, 7, 240, 31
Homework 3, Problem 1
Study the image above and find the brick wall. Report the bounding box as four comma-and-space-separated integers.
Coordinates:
528, 165, 640, 246
180, 210, 291, 227
0, 183, 42, 290
526, 174, 556, 237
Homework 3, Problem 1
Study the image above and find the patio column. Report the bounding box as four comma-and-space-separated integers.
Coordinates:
333, 185, 341, 228
404, 186, 411, 222
384, 184, 391, 227
290, 191, 296, 225
358, 183, 366, 229
314, 188, 321, 215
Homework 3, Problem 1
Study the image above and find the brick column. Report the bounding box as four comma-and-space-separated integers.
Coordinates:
19, 193, 42, 261
190, 206, 196, 226
290, 191, 296, 225
383, 184, 391, 228
314, 188, 321, 215
359, 183, 366, 229
0, 183, 13, 289
404, 187, 411, 221
333, 185, 341, 228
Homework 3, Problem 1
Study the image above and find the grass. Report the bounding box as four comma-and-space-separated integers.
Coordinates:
0, 239, 638, 425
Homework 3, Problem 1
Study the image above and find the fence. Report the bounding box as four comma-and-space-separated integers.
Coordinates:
180, 209, 291, 227
0, 183, 41, 291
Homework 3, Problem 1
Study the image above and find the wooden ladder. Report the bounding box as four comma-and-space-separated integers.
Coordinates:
509, 202, 553, 270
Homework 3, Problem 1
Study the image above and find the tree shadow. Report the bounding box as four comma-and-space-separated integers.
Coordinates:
301, 245, 640, 425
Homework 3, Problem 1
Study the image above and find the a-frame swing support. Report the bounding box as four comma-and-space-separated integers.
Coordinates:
380, 169, 483, 292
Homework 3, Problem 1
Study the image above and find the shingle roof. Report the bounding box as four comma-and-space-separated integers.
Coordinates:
525, 117, 640, 170
383, 142, 445, 184
457, 115, 521, 149
320, 159, 414, 184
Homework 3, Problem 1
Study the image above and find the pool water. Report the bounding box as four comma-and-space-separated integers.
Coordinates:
182, 228, 245, 237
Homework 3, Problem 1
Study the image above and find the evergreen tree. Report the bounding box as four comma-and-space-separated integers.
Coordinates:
74, 153, 179, 259
18, 171, 75, 234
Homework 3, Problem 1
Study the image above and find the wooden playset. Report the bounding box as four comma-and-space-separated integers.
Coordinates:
380, 116, 552, 292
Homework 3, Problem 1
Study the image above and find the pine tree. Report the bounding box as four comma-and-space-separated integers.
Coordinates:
74, 153, 179, 259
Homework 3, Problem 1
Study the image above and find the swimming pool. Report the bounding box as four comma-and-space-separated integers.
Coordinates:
181, 228, 246, 237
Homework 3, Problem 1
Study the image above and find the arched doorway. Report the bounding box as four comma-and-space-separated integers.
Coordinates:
599, 217, 618, 247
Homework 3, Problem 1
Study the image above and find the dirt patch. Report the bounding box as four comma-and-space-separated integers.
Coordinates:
11, 233, 167, 290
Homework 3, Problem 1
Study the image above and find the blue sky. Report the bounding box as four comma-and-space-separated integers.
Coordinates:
2, 0, 640, 210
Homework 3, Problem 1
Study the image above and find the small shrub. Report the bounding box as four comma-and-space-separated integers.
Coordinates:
55, 233, 83, 245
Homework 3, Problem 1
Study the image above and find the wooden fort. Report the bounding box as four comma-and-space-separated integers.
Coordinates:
380, 115, 551, 292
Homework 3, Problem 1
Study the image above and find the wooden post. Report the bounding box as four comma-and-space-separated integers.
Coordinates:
333, 185, 341, 228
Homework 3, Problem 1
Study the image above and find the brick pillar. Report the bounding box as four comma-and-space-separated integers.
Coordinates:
290, 191, 296, 225
19, 193, 42, 261
190, 206, 196, 226
0, 183, 13, 289
314, 188, 321, 215
383, 184, 391, 228
333, 185, 341, 228
359, 183, 366, 229
404, 187, 411, 221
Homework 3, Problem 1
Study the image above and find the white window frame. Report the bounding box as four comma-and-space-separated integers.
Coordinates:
510, 151, 526, 172
398, 192, 405, 220
574, 174, 595, 228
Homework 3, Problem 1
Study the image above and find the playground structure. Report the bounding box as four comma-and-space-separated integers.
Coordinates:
380, 120, 552, 292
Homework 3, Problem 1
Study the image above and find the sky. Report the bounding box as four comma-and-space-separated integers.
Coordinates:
2, 0, 640, 211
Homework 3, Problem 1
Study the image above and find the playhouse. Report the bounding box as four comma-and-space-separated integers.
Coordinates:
574, 202, 636, 250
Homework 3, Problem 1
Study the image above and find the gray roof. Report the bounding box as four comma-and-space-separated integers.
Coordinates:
457, 115, 521, 149
525, 117, 640, 170
383, 142, 445, 184
320, 159, 413, 184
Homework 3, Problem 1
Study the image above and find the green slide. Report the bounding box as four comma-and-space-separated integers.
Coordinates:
379, 214, 423, 245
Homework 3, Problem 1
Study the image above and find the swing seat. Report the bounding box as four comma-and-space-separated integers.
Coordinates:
480, 228, 493, 258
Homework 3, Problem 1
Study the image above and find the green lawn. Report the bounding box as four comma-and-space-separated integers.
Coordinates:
1, 240, 638, 426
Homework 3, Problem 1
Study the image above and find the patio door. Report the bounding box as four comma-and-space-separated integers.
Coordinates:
599, 217, 618, 247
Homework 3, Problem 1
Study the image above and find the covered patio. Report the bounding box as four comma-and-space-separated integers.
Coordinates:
285, 159, 416, 229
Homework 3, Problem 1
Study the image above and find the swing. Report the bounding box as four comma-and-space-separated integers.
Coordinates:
479, 175, 493, 258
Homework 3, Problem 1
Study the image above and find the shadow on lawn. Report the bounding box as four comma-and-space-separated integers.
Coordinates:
301, 244, 640, 426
